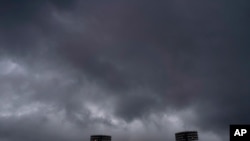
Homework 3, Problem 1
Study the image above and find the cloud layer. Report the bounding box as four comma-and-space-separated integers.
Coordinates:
0, 1, 249, 141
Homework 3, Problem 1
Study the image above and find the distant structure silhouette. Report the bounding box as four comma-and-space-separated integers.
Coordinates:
90, 135, 112, 141
175, 131, 198, 141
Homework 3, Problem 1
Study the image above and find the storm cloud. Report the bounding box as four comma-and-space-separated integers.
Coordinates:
0, 0, 249, 141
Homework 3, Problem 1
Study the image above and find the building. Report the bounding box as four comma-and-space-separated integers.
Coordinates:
175, 131, 198, 141
90, 135, 112, 141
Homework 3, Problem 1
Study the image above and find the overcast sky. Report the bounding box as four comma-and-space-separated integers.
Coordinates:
0, 0, 249, 141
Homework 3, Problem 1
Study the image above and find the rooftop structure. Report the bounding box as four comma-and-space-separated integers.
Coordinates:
90, 135, 112, 141
175, 131, 198, 141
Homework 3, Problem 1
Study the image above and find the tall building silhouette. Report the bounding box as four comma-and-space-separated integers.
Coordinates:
90, 135, 112, 141
175, 131, 198, 141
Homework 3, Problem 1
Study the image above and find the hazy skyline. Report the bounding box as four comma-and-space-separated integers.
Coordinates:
0, 1, 249, 141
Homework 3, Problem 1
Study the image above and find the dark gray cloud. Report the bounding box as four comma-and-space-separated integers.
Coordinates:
0, 1, 249, 141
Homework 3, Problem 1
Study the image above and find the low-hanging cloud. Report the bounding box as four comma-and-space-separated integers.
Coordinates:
0, 0, 249, 141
